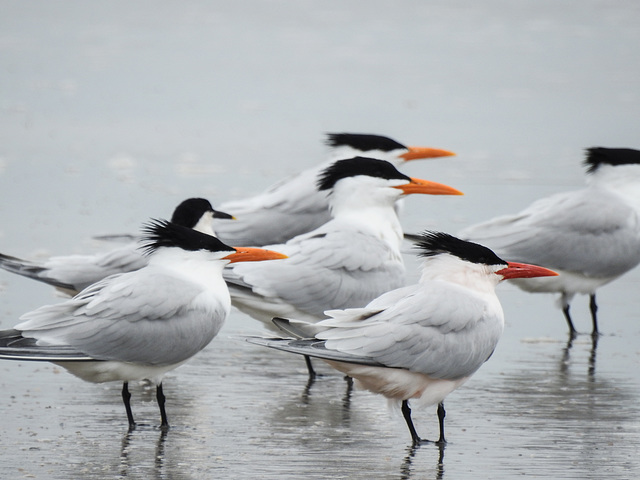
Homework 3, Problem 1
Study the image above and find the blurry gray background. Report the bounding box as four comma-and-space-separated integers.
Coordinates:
1, 2, 639, 479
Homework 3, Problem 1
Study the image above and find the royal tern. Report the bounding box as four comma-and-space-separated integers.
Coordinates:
0, 219, 287, 429
243, 232, 557, 445
459, 147, 640, 337
213, 133, 455, 246
0, 197, 232, 296
224, 157, 463, 329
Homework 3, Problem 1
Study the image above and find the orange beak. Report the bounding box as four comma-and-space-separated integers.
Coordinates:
399, 146, 456, 161
496, 262, 558, 280
223, 247, 288, 263
393, 177, 464, 196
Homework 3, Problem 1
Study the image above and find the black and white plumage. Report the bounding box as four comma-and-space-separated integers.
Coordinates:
0, 198, 233, 296
212, 133, 455, 246
459, 147, 640, 337
0, 219, 286, 429
223, 158, 463, 329
244, 232, 557, 445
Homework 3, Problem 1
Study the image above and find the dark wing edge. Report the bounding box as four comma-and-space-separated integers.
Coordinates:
242, 335, 385, 367
0, 253, 77, 291
0, 329, 93, 362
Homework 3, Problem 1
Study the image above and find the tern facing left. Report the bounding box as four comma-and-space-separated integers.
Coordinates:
0, 220, 287, 430
244, 232, 557, 445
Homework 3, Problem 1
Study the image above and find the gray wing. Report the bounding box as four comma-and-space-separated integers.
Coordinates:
255, 281, 503, 381
213, 166, 332, 246
0, 242, 149, 294
0, 329, 92, 361
41, 243, 150, 292
460, 188, 640, 278
0, 253, 76, 291
313, 281, 503, 380
14, 267, 226, 366
243, 336, 386, 367
224, 223, 406, 320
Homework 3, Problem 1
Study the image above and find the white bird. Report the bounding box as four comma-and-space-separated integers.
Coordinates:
213, 133, 455, 246
0, 197, 233, 296
243, 232, 557, 445
459, 147, 640, 337
0, 219, 287, 429
223, 157, 463, 328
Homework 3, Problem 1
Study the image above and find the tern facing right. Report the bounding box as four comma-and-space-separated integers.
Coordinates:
244, 232, 557, 445
0, 220, 287, 429
224, 157, 463, 328
460, 147, 640, 337
213, 133, 455, 246
0, 197, 232, 296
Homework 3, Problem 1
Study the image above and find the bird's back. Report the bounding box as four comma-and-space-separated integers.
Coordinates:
16, 262, 228, 366
460, 187, 640, 279
225, 222, 406, 323
213, 166, 332, 246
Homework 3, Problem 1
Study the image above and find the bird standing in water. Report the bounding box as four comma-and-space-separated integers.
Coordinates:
244, 232, 557, 445
460, 147, 640, 337
0, 220, 287, 429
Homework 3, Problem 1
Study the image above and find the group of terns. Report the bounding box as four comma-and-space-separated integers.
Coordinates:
0, 133, 638, 447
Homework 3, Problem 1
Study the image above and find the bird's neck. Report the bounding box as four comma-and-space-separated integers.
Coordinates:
420, 256, 501, 295
590, 165, 640, 211
148, 248, 228, 291
193, 214, 215, 236
331, 202, 403, 252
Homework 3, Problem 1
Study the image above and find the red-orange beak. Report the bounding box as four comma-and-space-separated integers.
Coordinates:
399, 146, 456, 161
496, 262, 558, 280
223, 247, 288, 263
393, 177, 464, 196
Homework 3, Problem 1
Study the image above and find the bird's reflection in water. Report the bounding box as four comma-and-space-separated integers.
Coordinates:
588, 334, 599, 378
400, 442, 445, 480
560, 332, 600, 378
301, 374, 353, 423
119, 427, 168, 479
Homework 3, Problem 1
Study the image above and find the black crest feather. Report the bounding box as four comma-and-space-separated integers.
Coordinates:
317, 157, 410, 191
325, 133, 406, 152
584, 147, 640, 174
415, 231, 507, 266
140, 219, 235, 255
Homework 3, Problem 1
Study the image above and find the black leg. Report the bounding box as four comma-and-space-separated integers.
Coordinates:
589, 294, 599, 336
562, 300, 577, 339
436, 402, 447, 445
156, 383, 169, 429
304, 355, 317, 378
401, 400, 423, 445
122, 382, 136, 430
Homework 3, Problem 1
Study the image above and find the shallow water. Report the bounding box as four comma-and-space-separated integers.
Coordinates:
1, 1, 640, 478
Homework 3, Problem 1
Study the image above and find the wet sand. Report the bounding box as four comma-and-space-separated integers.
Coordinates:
1, 1, 640, 478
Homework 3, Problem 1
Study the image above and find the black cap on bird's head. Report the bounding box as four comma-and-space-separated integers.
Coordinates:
415, 231, 559, 280
140, 219, 235, 256
316, 157, 410, 191
171, 198, 233, 228
584, 147, 640, 174
325, 133, 407, 153
415, 231, 507, 267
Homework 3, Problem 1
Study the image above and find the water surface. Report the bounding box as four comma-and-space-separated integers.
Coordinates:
1, 1, 639, 478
